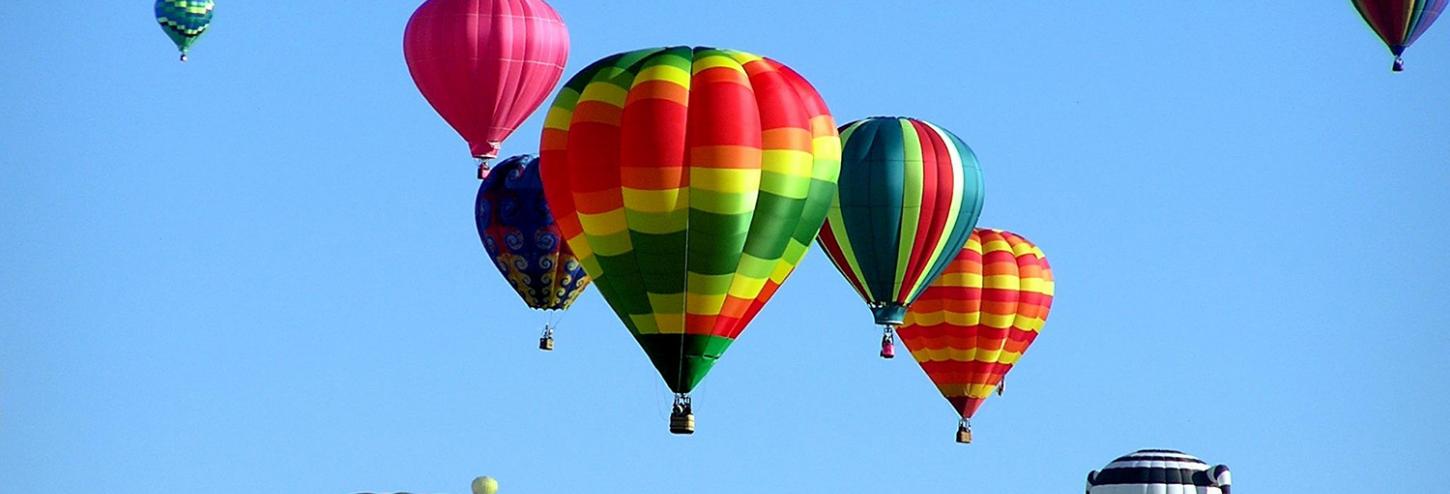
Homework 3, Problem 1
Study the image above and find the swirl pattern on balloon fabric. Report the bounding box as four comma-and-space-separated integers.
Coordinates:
475, 155, 589, 311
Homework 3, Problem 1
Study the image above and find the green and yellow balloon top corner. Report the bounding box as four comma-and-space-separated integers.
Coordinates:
155, 0, 214, 62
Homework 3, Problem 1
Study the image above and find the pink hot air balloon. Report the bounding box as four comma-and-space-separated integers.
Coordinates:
404, 0, 570, 178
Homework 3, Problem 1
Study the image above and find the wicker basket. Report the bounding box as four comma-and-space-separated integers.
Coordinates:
669, 412, 695, 435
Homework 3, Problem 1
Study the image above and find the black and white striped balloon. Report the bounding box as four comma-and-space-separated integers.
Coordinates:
1086, 449, 1231, 494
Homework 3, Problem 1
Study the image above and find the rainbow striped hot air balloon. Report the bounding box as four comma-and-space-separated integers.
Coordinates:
817, 117, 985, 359
155, 0, 215, 62
1353, 0, 1445, 71
897, 229, 1053, 443
540, 46, 839, 434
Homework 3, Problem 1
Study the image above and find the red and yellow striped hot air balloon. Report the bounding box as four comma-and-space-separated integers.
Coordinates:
897, 228, 1054, 444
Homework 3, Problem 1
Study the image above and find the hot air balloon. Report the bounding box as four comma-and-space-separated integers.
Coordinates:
817, 116, 984, 359
404, 0, 570, 178
897, 229, 1052, 443
155, 0, 214, 62
540, 46, 840, 434
475, 155, 591, 350
472, 476, 499, 494
1086, 449, 1231, 494
1353, 0, 1445, 71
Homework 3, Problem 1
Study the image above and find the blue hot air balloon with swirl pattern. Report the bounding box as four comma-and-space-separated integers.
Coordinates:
475, 155, 591, 350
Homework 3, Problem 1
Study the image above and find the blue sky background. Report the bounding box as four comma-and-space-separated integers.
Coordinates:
2, 1, 1448, 492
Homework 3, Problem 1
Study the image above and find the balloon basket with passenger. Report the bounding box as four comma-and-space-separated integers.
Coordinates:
956, 419, 973, 444
538, 324, 555, 351
669, 394, 695, 435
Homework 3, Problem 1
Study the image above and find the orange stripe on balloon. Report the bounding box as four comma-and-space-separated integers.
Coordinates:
625, 80, 690, 106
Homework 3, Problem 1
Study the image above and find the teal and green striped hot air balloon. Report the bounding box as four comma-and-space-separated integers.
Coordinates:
817, 117, 985, 359
155, 0, 214, 62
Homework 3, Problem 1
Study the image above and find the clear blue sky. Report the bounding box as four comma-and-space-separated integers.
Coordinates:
2, 1, 1447, 492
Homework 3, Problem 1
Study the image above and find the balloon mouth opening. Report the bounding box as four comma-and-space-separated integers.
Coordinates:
869, 304, 908, 326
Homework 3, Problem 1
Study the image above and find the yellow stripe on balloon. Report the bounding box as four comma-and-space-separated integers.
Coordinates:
635, 64, 692, 90
621, 187, 688, 214
686, 292, 728, 315
982, 274, 1020, 290
578, 210, 629, 236
981, 313, 1015, 329
1015, 316, 1047, 331
543, 98, 578, 130
688, 166, 762, 193
909, 311, 947, 326
980, 237, 1013, 253
565, 233, 594, 259
935, 272, 984, 287
692, 54, 749, 76
998, 351, 1024, 365
761, 148, 814, 176
725, 50, 765, 65
947, 311, 982, 326
768, 248, 801, 282
726, 274, 769, 300
576, 81, 629, 108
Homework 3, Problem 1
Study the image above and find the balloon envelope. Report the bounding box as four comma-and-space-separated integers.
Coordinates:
1352, 0, 1446, 70
540, 47, 840, 393
1087, 450, 1231, 494
898, 229, 1053, 422
818, 116, 984, 326
472, 476, 499, 494
476, 155, 590, 311
155, 0, 214, 58
404, 0, 570, 161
